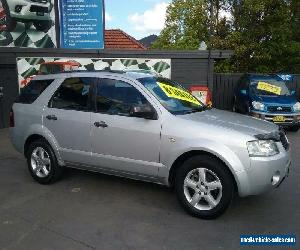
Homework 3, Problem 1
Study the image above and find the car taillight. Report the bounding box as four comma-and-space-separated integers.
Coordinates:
9, 109, 15, 127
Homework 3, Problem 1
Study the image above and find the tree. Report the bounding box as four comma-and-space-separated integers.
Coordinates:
153, 0, 300, 73
152, 0, 231, 50
288, 0, 300, 72
152, 0, 209, 49
216, 0, 300, 73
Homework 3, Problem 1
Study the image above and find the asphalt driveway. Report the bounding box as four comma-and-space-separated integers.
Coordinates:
0, 128, 299, 250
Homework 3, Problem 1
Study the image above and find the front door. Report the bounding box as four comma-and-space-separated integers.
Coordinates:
90, 77, 161, 177
43, 77, 95, 164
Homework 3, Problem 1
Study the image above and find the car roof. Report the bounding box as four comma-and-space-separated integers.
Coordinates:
246, 74, 282, 81
31, 70, 158, 81
41, 61, 81, 66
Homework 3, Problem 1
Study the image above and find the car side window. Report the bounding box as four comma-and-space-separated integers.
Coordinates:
96, 78, 148, 116
17, 79, 53, 104
50, 77, 95, 111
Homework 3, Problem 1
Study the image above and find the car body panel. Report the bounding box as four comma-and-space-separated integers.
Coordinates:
43, 108, 92, 163
90, 112, 162, 177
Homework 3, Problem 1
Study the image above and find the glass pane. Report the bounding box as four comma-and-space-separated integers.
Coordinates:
96, 79, 148, 116
139, 77, 204, 115
51, 77, 93, 111
250, 79, 292, 96
18, 79, 53, 104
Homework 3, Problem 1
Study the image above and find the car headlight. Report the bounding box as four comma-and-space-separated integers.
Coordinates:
252, 101, 265, 111
247, 140, 279, 157
293, 102, 300, 112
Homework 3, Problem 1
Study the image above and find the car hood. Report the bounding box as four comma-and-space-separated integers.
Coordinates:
181, 109, 278, 137
253, 94, 296, 105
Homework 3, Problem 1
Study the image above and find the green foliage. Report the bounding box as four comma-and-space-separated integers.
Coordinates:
153, 0, 300, 73
152, 0, 209, 49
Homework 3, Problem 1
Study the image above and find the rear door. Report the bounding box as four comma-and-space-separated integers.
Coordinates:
43, 77, 96, 164
90, 77, 162, 177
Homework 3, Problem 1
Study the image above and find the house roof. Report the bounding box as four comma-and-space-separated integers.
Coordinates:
105, 29, 147, 50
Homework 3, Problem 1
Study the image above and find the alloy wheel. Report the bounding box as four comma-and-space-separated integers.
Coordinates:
183, 168, 222, 211
30, 147, 51, 178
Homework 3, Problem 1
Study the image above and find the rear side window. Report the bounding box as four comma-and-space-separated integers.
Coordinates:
17, 79, 53, 104
49, 77, 94, 111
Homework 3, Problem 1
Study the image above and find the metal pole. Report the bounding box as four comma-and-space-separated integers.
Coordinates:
0, 86, 4, 128
207, 0, 214, 99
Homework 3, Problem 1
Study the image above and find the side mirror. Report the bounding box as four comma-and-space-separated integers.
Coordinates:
130, 104, 157, 120
240, 89, 247, 95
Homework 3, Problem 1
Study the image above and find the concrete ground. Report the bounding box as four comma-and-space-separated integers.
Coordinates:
0, 128, 299, 250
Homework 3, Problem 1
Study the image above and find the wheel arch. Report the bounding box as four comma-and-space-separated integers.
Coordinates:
24, 134, 47, 157
168, 150, 238, 192
23, 132, 64, 166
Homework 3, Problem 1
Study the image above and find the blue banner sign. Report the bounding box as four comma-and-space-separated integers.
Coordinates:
59, 0, 104, 49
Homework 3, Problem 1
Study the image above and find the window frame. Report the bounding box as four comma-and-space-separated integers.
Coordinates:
48, 77, 97, 113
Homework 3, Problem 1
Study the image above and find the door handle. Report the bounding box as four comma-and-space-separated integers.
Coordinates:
46, 115, 57, 121
94, 121, 108, 128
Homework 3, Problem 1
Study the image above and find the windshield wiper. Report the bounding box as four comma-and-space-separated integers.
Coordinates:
180, 105, 208, 115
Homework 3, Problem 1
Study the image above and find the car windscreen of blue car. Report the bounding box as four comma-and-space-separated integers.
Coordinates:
249, 80, 292, 96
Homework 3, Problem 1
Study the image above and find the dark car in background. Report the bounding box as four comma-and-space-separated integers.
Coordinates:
233, 74, 300, 131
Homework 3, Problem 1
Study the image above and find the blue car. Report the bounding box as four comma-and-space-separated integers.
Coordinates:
233, 74, 300, 131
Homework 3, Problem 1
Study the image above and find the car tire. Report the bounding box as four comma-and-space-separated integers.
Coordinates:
33, 20, 53, 32
175, 155, 234, 219
26, 139, 64, 184
1, 0, 17, 32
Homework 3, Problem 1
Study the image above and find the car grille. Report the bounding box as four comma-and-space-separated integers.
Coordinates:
30, 6, 48, 13
267, 106, 292, 113
31, 0, 48, 3
279, 131, 289, 150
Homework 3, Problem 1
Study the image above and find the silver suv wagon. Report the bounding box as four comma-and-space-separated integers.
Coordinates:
9, 71, 291, 219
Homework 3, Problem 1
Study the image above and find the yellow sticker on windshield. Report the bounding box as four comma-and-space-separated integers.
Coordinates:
257, 81, 282, 95
158, 82, 201, 105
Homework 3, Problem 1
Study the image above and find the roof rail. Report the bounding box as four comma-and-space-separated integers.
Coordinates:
51, 69, 126, 74
44, 69, 161, 76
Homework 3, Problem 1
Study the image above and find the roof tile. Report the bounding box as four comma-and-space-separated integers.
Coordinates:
105, 29, 147, 50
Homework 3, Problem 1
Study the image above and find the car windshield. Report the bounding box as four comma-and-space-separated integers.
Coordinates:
250, 79, 292, 96
139, 77, 206, 115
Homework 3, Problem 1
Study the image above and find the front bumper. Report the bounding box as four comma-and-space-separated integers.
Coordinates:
237, 142, 291, 197
251, 110, 300, 127
8, 0, 52, 21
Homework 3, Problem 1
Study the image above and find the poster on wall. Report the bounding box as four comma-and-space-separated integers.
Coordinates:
0, 0, 57, 48
17, 57, 171, 87
59, 0, 104, 49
